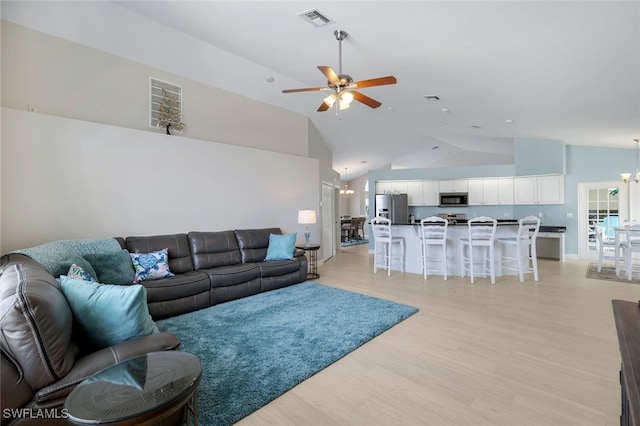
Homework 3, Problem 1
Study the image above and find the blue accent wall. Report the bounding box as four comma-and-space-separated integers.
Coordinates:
514, 138, 566, 175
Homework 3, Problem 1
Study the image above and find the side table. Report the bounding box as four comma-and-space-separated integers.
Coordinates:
65, 351, 201, 426
296, 244, 320, 279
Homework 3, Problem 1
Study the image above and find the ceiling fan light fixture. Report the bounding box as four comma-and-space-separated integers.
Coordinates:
339, 91, 354, 110
323, 93, 337, 108
281, 30, 396, 114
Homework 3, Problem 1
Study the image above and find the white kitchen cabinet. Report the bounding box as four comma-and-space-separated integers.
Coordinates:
468, 179, 484, 205
375, 181, 393, 194
407, 180, 439, 206
537, 175, 564, 204
439, 179, 469, 193
391, 181, 408, 194
514, 175, 564, 204
421, 180, 439, 206
375, 180, 408, 195
406, 181, 422, 206
497, 178, 515, 205
468, 178, 514, 205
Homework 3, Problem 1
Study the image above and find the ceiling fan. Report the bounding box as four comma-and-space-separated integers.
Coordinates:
282, 30, 397, 113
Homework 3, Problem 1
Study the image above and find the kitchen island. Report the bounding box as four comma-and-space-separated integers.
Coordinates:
375, 222, 556, 278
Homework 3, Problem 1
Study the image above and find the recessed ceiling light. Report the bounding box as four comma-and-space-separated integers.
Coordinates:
360, 160, 368, 164
441, 108, 449, 112
432, 146, 439, 150
423, 95, 440, 101
503, 119, 513, 124
265, 76, 275, 83
471, 125, 482, 129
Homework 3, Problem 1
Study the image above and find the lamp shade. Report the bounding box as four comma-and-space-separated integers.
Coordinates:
297, 210, 317, 224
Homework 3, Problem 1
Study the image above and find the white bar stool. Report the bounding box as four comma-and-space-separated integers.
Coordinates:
371, 216, 405, 276
419, 216, 448, 280
460, 216, 497, 284
497, 215, 540, 282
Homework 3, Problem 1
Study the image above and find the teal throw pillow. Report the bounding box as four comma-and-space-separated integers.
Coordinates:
59, 276, 158, 348
130, 248, 174, 283
84, 249, 135, 284
264, 233, 297, 261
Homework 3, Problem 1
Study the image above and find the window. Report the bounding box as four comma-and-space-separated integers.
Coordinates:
149, 78, 182, 130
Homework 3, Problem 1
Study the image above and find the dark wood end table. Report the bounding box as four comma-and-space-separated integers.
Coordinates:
65, 351, 201, 426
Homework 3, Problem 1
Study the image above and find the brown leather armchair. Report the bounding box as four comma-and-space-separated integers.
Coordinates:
0, 254, 179, 426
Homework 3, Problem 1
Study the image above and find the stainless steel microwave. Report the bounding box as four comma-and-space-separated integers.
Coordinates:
439, 192, 468, 207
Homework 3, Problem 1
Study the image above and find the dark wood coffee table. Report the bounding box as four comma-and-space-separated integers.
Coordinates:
65, 351, 201, 425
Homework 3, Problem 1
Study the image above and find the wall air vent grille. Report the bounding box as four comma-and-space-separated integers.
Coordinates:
149, 78, 182, 131
297, 9, 333, 27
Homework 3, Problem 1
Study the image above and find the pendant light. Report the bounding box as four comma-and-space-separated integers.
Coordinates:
340, 168, 355, 198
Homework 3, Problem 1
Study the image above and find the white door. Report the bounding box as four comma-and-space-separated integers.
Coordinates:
578, 181, 627, 259
321, 182, 335, 262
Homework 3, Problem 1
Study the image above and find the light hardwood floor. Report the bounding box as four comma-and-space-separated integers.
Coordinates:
238, 244, 639, 426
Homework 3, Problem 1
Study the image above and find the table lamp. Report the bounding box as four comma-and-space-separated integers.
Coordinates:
297, 210, 317, 247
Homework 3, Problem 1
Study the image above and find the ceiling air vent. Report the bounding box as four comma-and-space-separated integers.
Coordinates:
297, 8, 333, 27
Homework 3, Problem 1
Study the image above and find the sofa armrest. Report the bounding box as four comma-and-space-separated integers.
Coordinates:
1, 351, 35, 424
34, 332, 180, 403
294, 248, 306, 258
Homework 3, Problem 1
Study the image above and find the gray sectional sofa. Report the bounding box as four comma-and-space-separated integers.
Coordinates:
0, 227, 307, 425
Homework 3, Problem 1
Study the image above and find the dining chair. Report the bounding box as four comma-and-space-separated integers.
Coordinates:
622, 224, 640, 280
341, 217, 358, 242
356, 216, 366, 240
371, 216, 404, 276
460, 216, 497, 284
593, 221, 622, 273
419, 216, 448, 280
497, 215, 540, 282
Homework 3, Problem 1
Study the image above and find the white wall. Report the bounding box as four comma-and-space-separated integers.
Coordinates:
1, 20, 309, 158
1, 108, 319, 253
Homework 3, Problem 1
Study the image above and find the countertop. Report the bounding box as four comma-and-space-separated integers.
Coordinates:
391, 221, 567, 232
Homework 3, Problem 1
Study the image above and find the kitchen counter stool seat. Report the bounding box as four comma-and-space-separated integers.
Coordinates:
460, 216, 497, 284
371, 216, 405, 276
497, 215, 540, 282
419, 216, 448, 280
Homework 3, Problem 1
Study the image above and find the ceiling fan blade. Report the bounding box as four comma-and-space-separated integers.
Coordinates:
282, 87, 328, 93
352, 91, 382, 109
352, 76, 397, 89
318, 66, 340, 84
317, 100, 331, 112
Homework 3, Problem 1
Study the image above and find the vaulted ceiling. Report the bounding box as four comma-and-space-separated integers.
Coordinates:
13, 2, 640, 178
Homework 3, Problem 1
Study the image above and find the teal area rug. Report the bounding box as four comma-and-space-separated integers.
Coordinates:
341, 238, 369, 247
157, 282, 418, 426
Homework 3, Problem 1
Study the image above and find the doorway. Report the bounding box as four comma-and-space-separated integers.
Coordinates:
321, 181, 335, 262
578, 181, 627, 259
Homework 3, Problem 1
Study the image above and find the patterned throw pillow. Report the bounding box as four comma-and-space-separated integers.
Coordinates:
130, 248, 174, 283
67, 263, 96, 282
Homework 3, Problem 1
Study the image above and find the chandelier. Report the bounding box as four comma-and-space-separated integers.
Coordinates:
340, 168, 355, 198
620, 139, 640, 184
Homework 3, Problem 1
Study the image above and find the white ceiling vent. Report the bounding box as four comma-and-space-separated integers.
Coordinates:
297, 9, 333, 27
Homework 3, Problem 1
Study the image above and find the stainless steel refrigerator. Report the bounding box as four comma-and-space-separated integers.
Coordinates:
375, 194, 408, 224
